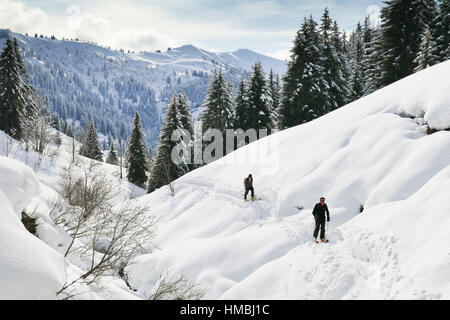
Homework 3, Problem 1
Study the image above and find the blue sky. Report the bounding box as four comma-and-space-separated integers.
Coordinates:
0, 0, 385, 59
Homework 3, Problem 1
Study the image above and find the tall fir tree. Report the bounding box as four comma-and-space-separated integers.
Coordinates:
364, 25, 384, 94
332, 21, 351, 102
106, 143, 119, 165
80, 120, 103, 161
200, 70, 235, 135
320, 9, 350, 111
361, 15, 377, 95
176, 93, 194, 137
148, 94, 189, 193
414, 26, 440, 72
0, 38, 30, 138
246, 62, 273, 136
12, 38, 28, 82
379, 0, 437, 86
126, 112, 148, 187
279, 16, 328, 129
349, 22, 365, 101
433, 0, 450, 62
175, 93, 194, 175
268, 69, 281, 128
234, 79, 250, 131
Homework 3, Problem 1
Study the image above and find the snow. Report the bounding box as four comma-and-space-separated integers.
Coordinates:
0, 56, 448, 299
0, 156, 66, 299
0, 130, 146, 299
126, 60, 450, 299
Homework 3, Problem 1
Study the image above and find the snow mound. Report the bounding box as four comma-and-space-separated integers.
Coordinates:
0, 156, 66, 300
127, 61, 450, 299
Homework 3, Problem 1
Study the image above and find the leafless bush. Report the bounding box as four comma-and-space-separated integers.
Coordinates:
52, 162, 158, 299
148, 270, 207, 300
20, 92, 56, 155
58, 163, 115, 220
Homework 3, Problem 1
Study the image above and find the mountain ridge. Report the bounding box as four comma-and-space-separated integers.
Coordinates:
0, 29, 286, 147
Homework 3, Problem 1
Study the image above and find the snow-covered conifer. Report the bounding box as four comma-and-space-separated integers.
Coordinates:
414, 26, 440, 72
200, 70, 235, 135
349, 23, 365, 101
80, 120, 103, 161
0, 38, 30, 138
320, 9, 350, 110
379, 0, 437, 86
279, 16, 328, 129
268, 69, 281, 128
126, 112, 148, 187
106, 143, 119, 165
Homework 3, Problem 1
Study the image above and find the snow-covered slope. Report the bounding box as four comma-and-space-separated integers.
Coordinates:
0, 157, 66, 299
126, 61, 450, 299
0, 130, 146, 300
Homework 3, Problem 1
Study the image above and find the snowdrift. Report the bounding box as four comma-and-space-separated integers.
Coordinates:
127, 61, 450, 299
0, 156, 66, 299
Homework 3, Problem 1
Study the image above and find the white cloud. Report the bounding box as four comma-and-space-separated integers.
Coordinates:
367, 5, 381, 27
0, 0, 48, 33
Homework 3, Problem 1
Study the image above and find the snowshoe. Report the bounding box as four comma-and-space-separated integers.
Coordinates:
320, 239, 329, 243
313, 239, 319, 243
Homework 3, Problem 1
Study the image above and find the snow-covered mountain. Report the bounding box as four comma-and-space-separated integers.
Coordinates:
0, 61, 449, 300
0, 29, 286, 147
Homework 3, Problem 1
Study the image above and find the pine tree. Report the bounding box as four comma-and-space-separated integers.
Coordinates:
349, 22, 365, 101
320, 9, 350, 111
434, 0, 450, 62
268, 69, 281, 128
174, 93, 194, 175
126, 112, 148, 187
200, 70, 235, 135
279, 16, 328, 129
0, 38, 29, 138
246, 62, 273, 136
414, 26, 440, 72
80, 120, 103, 161
106, 143, 119, 165
364, 25, 383, 94
234, 79, 250, 131
176, 93, 194, 137
360, 16, 377, 96
12, 38, 28, 81
148, 95, 180, 193
379, 0, 437, 86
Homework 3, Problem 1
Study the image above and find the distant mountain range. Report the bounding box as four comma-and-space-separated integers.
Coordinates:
0, 29, 286, 147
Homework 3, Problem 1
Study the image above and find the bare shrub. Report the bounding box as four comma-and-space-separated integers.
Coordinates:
148, 270, 207, 300
52, 162, 158, 299
20, 92, 56, 155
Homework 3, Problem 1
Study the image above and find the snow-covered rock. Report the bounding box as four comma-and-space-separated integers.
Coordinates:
0, 156, 66, 299
127, 61, 450, 299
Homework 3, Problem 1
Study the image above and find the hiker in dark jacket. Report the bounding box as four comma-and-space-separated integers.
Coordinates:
312, 197, 330, 242
244, 174, 254, 200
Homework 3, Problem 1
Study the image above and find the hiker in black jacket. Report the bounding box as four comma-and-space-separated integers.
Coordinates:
312, 197, 330, 243
244, 174, 254, 201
